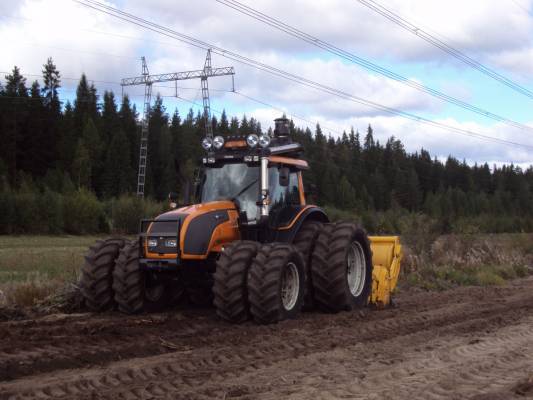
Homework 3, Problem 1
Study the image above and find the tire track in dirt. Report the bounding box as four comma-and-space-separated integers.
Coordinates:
0, 281, 522, 382
355, 319, 533, 399
1, 278, 533, 399
163, 313, 533, 400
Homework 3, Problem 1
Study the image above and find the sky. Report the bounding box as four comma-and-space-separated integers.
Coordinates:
1, 0, 533, 168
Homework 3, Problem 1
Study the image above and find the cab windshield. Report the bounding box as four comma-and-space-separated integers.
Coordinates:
200, 163, 260, 221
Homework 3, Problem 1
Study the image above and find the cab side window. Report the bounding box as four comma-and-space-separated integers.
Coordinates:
269, 166, 301, 212
286, 171, 300, 205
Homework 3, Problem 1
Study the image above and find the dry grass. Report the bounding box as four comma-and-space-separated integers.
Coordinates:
0, 236, 102, 308
401, 233, 533, 290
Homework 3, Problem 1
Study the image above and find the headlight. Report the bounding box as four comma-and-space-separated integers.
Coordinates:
213, 135, 225, 149
201, 137, 213, 150
147, 238, 158, 247
246, 134, 259, 148
258, 134, 271, 148
165, 239, 177, 247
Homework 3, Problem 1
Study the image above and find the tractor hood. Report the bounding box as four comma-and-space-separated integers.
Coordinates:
172, 200, 237, 216
146, 200, 240, 259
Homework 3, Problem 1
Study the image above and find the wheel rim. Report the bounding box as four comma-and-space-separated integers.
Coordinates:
281, 262, 300, 311
145, 282, 165, 303
347, 241, 366, 297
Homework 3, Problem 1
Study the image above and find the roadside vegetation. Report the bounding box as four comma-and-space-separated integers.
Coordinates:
400, 234, 533, 290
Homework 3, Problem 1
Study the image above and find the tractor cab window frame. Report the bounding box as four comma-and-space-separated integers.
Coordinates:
269, 166, 300, 211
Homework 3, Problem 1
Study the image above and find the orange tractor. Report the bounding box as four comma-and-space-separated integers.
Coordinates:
81, 117, 402, 324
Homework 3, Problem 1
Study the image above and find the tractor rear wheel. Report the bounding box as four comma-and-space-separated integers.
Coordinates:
80, 237, 127, 311
311, 222, 373, 312
247, 243, 306, 324
113, 241, 171, 314
293, 220, 323, 310
213, 241, 259, 323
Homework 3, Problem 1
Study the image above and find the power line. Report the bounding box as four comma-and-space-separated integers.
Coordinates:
355, 0, 533, 100
159, 88, 347, 136
232, 91, 345, 136
215, 0, 533, 134
510, 0, 530, 14
72, 0, 533, 150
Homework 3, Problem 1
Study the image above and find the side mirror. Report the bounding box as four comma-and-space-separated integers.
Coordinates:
168, 191, 179, 209
279, 167, 290, 187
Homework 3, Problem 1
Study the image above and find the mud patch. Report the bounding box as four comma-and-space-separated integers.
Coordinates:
1, 277, 533, 400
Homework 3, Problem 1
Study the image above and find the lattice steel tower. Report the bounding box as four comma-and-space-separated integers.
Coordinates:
121, 50, 235, 197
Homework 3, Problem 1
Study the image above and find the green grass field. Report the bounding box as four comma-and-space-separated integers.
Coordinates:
0, 234, 531, 309
0, 236, 105, 307
0, 236, 102, 284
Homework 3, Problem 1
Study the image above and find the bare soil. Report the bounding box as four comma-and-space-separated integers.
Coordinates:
1, 277, 533, 400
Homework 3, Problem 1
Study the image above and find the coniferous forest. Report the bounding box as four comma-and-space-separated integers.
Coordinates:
1, 59, 532, 234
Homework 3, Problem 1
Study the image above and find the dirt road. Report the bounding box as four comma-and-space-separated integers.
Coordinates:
1, 277, 533, 400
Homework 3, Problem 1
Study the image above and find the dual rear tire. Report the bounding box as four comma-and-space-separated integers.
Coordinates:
311, 222, 373, 312
212, 221, 373, 324
247, 243, 306, 324
213, 241, 306, 324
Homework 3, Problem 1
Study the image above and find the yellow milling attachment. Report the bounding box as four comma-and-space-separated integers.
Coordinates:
368, 236, 403, 308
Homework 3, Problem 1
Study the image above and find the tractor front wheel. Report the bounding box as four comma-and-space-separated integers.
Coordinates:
81, 237, 127, 311
113, 241, 171, 314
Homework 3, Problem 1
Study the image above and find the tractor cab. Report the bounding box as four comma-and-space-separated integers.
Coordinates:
195, 117, 321, 240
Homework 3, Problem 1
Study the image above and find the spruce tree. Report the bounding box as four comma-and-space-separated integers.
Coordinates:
42, 57, 61, 113
2, 67, 28, 181
41, 58, 62, 173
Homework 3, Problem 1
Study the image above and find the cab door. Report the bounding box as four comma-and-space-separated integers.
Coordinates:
268, 165, 305, 230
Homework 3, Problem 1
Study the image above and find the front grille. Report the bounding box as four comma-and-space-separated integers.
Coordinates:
147, 236, 178, 254
140, 215, 185, 257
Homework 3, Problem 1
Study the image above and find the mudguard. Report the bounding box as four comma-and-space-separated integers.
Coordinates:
273, 205, 329, 243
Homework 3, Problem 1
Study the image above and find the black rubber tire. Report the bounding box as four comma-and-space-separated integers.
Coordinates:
80, 237, 127, 312
247, 243, 306, 324
213, 241, 259, 323
113, 241, 177, 314
113, 241, 145, 314
311, 222, 373, 312
293, 220, 323, 310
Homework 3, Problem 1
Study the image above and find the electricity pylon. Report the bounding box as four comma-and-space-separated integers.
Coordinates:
121, 50, 235, 197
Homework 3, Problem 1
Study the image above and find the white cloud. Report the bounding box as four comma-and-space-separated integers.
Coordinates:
124, 0, 533, 71
0, 0, 141, 92
1, 0, 532, 166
